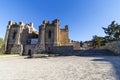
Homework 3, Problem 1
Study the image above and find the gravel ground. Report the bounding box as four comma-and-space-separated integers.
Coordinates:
0, 56, 120, 80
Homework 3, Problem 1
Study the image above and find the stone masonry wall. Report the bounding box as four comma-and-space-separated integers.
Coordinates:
24, 45, 35, 55
6, 44, 22, 54
100, 41, 120, 54
59, 29, 69, 46
52, 46, 73, 55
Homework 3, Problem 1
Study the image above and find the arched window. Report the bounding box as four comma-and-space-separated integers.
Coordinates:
48, 30, 51, 38
13, 32, 17, 39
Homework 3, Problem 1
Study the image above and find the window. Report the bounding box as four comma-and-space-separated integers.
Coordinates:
48, 47, 50, 51
48, 30, 51, 38
27, 39, 31, 44
13, 32, 17, 39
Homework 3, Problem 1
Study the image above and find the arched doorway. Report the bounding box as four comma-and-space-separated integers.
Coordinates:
28, 49, 32, 57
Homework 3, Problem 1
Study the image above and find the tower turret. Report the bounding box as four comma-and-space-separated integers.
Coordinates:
65, 25, 68, 31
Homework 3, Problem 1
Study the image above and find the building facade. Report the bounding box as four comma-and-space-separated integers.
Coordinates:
4, 19, 75, 55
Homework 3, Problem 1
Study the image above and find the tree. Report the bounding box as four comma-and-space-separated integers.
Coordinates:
92, 35, 105, 48
102, 21, 120, 41
80, 41, 83, 47
0, 38, 4, 48
0, 37, 5, 53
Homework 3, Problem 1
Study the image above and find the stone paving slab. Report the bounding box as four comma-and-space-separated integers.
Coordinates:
0, 56, 120, 80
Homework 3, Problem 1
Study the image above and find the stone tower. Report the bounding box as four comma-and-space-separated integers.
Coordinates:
38, 19, 70, 52
5, 21, 38, 54
5, 21, 23, 54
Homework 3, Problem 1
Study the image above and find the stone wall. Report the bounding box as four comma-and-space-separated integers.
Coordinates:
52, 46, 73, 55
59, 29, 69, 46
24, 45, 35, 55
100, 41, 120, 55
34, 44, 45, 54
6, 44, 22, 54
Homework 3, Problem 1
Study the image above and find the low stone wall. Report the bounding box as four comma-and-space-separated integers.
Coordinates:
34, 44, 45, 54
52, 46, 73, 55
100, 41, 120, 54
23, 45, 74, 56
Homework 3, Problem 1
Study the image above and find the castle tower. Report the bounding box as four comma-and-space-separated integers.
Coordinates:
4, 21, 12, 52
5, 21, 22, 54
38, 21, 46, 51
53, 19, 60, 46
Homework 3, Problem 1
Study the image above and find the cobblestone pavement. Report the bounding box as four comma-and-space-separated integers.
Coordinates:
0, 56, 120, 80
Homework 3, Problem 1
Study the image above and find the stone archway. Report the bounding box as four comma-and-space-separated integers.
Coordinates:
28, 49, 32, 57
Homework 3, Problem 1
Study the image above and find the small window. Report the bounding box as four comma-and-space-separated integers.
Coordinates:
27, 39, 31, 44
48, 30, 51, 38
48, 47, 50, 51
13, 32, 17, 39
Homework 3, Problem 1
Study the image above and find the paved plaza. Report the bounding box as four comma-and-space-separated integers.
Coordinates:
0, 55, 120, 80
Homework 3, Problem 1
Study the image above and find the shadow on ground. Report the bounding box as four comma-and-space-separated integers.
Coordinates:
75, 49, 120, 80
91, 56, 120, 80
73, 49, 120, 80
24, 56, 49, 59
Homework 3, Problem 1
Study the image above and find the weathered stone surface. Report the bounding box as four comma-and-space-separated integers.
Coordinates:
5, 21, 38, 54
52, 46, 73, 55
23, 45, 35, 55
100, 41, 120, 55
5, 44, 22, 54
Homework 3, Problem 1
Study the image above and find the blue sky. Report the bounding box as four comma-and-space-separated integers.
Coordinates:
0, 0, 120, 41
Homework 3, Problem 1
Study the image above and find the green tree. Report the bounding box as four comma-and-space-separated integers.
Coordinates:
102, 21, 120, 41
0, 37, 5, 53
92, 35, 105, 48
80, 41, 83, 47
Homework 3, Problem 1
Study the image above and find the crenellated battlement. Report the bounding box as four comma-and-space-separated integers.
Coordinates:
52, 19, 60, 24
43, 20, 50, 24
8, 21, 17, 25
8, 21, 34, 28
65, 25, 68, 31
41, 19, 60, 26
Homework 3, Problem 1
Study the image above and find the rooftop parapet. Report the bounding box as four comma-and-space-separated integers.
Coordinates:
29, 22, 33, 27
8, 21, 17, 25
8, 21, 13, 25
19, 21, 25, 26
43, 20, 49, 24
65, 25, 68, 31
52, 19, 59, 23
52, 19, 60, 25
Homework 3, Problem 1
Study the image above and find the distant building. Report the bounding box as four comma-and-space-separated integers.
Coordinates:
83, 41, 93, 50
70, 40, 81, 50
